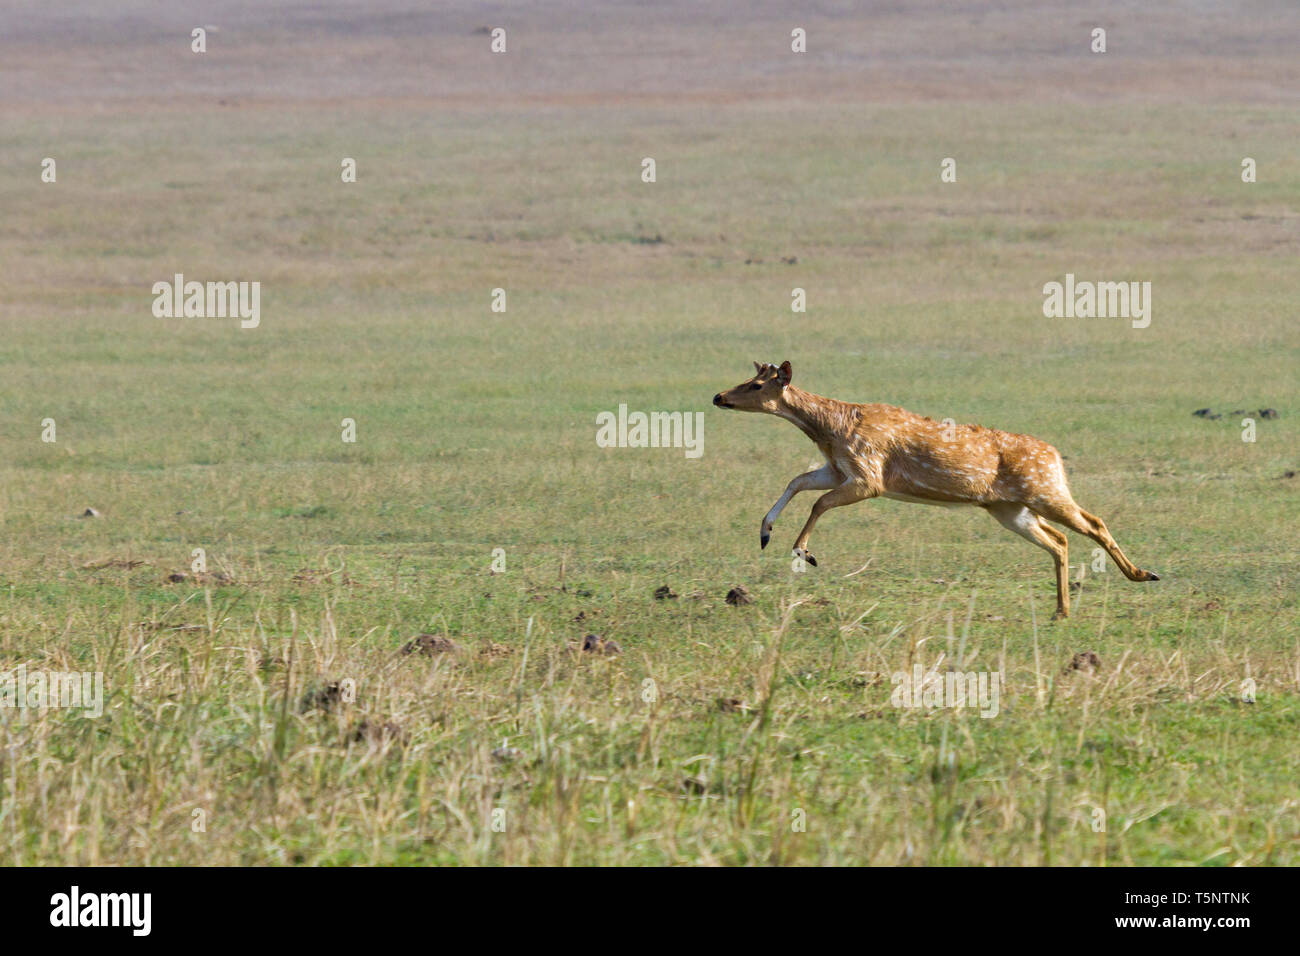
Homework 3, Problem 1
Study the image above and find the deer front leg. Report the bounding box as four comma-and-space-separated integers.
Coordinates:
761, 463, 840, 550
791, 482, 875, 567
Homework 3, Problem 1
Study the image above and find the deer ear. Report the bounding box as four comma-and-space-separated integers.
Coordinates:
777, 361, 793, 386
753, 361, 764, 375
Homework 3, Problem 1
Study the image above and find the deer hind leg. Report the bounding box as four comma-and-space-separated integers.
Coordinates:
761, 463, 840, 550
790, 482, 874, 567
1029, 497, 1159, 583
988, 503, 1071, 618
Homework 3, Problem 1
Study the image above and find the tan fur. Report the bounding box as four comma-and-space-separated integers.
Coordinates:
713, 361, 1159, 618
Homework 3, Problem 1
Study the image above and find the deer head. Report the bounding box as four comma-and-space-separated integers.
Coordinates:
713, 361, 793, 413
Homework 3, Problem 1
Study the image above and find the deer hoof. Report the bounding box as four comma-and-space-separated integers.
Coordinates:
1146, 571, 1160, 581
1052, 609, 1070, 621
760, 531, 770, 550
793, 548, 817, 567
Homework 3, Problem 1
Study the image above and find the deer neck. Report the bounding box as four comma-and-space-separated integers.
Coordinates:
773, 386, 849, 444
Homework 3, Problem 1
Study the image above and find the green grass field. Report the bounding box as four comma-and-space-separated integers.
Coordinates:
1, 4, 1298, 865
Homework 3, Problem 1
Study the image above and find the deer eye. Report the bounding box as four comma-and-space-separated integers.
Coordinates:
749, 382, 762, 390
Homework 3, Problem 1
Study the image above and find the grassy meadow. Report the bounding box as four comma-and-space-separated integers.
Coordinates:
1, 6, 1299, 865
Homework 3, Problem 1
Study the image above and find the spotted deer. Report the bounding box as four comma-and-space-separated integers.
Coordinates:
712, 361, 1159, 618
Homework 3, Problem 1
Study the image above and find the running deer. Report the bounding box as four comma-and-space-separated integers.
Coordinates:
712, 361, 1159, 618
